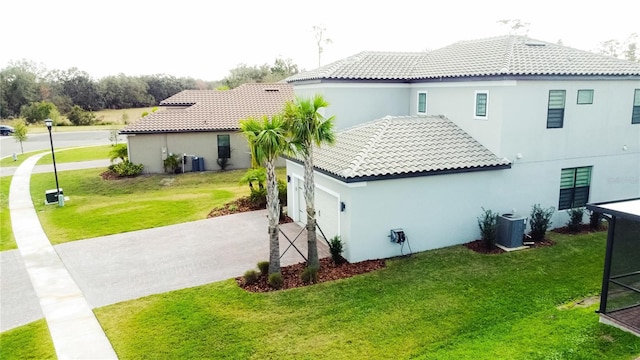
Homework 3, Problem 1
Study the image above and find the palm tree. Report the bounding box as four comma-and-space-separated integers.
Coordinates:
240, 115, 288, 274
284, 95, 336, 268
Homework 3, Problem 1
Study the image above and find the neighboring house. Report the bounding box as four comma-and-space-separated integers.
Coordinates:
284, 35, 640, 262
120, 83, 294, 173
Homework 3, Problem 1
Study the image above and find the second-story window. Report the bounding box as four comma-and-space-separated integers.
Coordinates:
475, 91, 488, 119
633, 89, 640, 124
547, 90, 566, 128
418, 92, 427, 114
577, 89, 594, 104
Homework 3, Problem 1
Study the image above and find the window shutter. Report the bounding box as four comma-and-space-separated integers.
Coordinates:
547, 90, 566, 128
633, 89, 640, 124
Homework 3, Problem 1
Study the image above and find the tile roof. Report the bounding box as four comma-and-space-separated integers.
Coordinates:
286, 36, 640, 82
304, 115, 511, 182
120, 83, 294, 134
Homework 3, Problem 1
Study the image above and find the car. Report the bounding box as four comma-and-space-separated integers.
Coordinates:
0, 125, 15, 136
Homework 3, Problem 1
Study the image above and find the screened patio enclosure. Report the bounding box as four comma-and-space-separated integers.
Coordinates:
587, 198, 640, 337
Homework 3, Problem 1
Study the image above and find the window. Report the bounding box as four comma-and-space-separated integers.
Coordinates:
547, 90, 566, 128
577, 89, 594, 104
558, 166, 592, 210
475, 91, 488, 119
417, 92, 427, 113
217, 134, 230, 159
633, 89, 640, 124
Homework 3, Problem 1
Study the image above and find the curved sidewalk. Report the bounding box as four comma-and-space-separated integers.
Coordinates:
8, 154, 117, 359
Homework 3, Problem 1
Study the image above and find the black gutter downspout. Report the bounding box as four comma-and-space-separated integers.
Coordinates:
598, 214, 615, 315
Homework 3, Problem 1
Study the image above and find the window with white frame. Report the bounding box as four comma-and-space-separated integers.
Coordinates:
417, 92, 427, 114
577, 89, 594, 104
633, 89, 640, 124
474, 91, 488, 119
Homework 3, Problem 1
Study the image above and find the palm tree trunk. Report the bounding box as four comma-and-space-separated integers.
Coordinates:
266, 159, 281, 274
304, 147, 319, 268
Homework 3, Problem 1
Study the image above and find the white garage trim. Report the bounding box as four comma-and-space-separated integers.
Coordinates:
290, 173, 341, 240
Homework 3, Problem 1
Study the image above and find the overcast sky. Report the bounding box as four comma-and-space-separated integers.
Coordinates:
1, 0, 638, 81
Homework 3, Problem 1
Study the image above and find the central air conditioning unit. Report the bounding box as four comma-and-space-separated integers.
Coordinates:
497, 213, 526, 248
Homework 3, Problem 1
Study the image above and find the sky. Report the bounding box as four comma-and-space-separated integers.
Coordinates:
1, 0, 638, 81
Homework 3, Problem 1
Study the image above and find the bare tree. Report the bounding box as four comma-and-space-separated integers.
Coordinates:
497, 19, 530, 36
313, 25, 333, 67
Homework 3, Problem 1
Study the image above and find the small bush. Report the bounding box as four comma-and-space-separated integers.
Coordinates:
257, 261, 269, 276
67, 105, 96, 126
566, 207, 585, 233
217, 157, 230, 170
278, 179, 287, 206
268, 273, 283, 289
110, 161, 143, 177
477, 207, 498, 249
249, 187, 267, 208
529, 204, 555, 242
164, 154, 180, 173
329, 236, 345, 264
243, 270, 258, 285
588, 210, 603, 231
301, 266, 319, 284
109, 143, 128, 162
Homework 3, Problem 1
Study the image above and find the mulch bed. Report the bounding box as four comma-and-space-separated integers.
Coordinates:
237, 257, 386, 292
552, 224, 606, 234
100, 170, 120, 180
208, 197, 293, 224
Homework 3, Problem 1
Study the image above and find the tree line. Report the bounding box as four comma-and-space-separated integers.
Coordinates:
0, 58, 299, 121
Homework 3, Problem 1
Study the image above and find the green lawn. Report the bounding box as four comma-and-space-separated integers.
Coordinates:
30, 168, 285, 244
0, 176, 14, 251
93, 232, 640, 359
36, 145, 113, 165
0, 320, 55, 360
1, 145, 111, 168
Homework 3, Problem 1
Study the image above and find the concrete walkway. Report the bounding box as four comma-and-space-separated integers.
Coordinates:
8, 154, 117, 358
0, 159, 112, 177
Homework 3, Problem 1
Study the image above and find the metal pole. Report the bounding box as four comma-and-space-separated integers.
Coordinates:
46, 125, 63, 206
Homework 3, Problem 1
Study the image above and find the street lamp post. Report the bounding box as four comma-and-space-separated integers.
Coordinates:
44, 119, 63, 207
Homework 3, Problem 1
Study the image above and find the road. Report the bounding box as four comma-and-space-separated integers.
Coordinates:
0, 131, 126, 159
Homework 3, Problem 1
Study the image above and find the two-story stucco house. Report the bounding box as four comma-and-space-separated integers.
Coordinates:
121, 83, 294, 173
284, 35, 640, 262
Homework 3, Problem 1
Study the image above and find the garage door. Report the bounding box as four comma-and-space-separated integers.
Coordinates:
294, 179, 340, 241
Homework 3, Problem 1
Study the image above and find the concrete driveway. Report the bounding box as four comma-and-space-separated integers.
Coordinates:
2, 209, 328, 331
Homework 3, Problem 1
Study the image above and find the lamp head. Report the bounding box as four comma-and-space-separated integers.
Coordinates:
44, 119, 53, 129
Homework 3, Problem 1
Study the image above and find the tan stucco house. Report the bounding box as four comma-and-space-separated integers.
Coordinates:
120, 83, 294, 173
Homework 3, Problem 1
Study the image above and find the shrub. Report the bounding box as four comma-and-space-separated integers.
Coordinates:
529, 204, 555, 242
243, 270, 258, 285
329, 235, 345, 264
217, 157, 230, 170
110, 161, 143, 177
67, 105, 96, 126
268, 273, 283, 289
20, 101, 60, 124
109, 143, 128, 162
257, 261, 269, 276
301, 266, 319, 284
477, 207, 498, 249
566, 207, 585, 233
588, 210, 603, 231
249, 187, 267, 208
278, 179, 287, 206
164, 154, 180, 173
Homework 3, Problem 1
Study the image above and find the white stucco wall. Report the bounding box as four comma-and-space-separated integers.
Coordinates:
127, 132, 252, 174
292, 82, 411, 130
287, 149, 639, 263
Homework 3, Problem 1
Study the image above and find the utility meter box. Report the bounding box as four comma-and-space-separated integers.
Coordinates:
497, 213, 526, 248
45, 188, 63, 205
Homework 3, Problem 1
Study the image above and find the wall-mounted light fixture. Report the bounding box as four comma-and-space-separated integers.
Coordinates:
341, 201, 346, 212
287, 175, 291, 183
